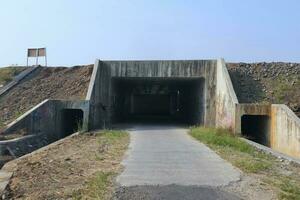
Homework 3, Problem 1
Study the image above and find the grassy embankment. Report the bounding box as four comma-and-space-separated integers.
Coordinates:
190, 127, 300, 200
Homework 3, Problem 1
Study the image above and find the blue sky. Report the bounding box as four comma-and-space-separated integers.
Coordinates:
0, 0, 300, 67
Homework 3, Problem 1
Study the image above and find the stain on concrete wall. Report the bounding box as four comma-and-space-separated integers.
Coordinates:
0, 100, 89, 157
271, 105, 300, 158
88, 60, 218, 129
215, 59, 239, 131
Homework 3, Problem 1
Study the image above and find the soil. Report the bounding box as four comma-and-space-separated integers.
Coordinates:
227, 62, 300, 117
0, 65, 93, 129
2, 131, 129, 200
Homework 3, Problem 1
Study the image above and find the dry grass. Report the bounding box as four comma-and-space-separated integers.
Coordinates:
5, 130, 129, 200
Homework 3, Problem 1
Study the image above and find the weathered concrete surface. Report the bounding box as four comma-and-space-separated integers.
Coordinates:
235, 104, 271, 135
117, 125, 240, 186
215, 59, 239, 131
2, 100, 89, 137
271, 104, 300, 159
0, 99, 89, 157
235, 103, 300, 159
87, 60, 218, 129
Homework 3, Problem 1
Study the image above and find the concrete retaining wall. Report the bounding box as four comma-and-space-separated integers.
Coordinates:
234, 103, 300, 159
271, 105, 300, 159
0, 66, 40, 97
235, 104, 271, 134
215, 59, 239, 131
0, 99, 89, 157
0, 134, 50, 157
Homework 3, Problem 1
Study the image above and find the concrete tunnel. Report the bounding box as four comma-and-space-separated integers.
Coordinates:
88, 60, 218, 129
111, 77, 205, 124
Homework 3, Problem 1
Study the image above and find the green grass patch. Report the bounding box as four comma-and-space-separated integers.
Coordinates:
0, 66, 26, 85
190, 127, 255, 154
73, 172, 114, 200
190, 127, 300, 199
98, 130, 128, 145
190, 127, 273, 173
279, 178, 300, 200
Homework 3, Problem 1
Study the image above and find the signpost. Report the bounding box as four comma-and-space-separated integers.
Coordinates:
27, 48, 47, 67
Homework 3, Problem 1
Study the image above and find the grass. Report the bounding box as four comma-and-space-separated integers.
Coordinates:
73, 172, 114, 200
189, 127, 300, 199
0, 66, 26, 86
72, 130, 129, 200
189, 127, 272, 173
269, 75, 300, 104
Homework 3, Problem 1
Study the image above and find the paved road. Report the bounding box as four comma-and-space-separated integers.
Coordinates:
116, 125, 241, 200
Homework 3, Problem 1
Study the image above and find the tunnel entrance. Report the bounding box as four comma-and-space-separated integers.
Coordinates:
61, 109, 83, 137
241, 115, 270, 146
111, 77, 205, 125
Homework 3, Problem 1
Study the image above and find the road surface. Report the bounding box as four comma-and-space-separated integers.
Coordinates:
115, 124, 241, 200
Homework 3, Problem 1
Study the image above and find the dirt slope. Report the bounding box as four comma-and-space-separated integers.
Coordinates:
227, 62, 300, 117
0, 65, 93, 128
2, 131, 129, 200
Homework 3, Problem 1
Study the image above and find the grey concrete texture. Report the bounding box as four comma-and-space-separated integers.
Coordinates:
0, 99, 89, 158
87, 60, 218, 130
271, 104, 300, 159
215, 59, 239, 130
117, 125, 240, 186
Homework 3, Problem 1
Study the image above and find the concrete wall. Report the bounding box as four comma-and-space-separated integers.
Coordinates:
0, 99, 89, 157
215, 59, 239, 131
0, 134, 50, 157
86, 60, 111, 130
235, 104, 271, 134
271, 105, 300, 159
87, 60, 218, 129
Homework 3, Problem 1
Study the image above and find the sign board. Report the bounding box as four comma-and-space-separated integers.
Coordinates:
27, 49, 38, 57
26, 48, 47, 66
37, 48, 46, 57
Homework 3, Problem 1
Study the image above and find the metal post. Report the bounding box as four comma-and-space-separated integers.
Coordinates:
36, 49, 39, 66
45, 48, 47, 67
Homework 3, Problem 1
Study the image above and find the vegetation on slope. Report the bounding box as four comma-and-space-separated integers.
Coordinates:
228, 62, 300, 117
190, 127, 300, 200
0, 65, 93, 129
0, 67, 26, 86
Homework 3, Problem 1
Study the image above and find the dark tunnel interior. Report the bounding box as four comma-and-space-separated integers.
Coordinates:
241, 115, 270, 146
111, 77, 205, 125
61, 109, 83, 137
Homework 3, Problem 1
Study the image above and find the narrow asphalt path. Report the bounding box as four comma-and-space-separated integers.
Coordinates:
115, 125, 241, 200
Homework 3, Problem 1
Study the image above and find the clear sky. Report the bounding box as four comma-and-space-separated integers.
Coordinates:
0, 0, 300, 67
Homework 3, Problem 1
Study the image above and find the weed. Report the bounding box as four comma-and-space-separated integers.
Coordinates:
72, 172, 114, 200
